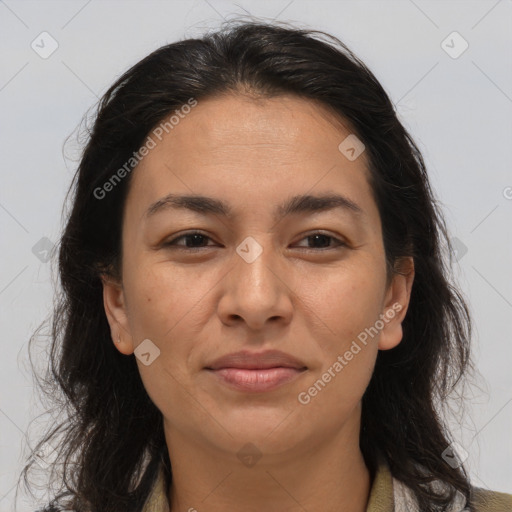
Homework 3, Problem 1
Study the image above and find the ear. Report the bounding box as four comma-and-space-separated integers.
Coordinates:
378, 257, 415, 351
100, 273, 135, 355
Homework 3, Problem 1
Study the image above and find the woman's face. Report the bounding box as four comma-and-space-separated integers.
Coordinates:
102, 93, 413, 459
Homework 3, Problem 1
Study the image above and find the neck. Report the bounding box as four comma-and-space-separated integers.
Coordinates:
165, 411, 371, 512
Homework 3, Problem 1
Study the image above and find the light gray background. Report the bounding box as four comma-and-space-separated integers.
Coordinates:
1, 1, 511, 510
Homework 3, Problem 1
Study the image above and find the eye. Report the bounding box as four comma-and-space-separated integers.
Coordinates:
163, 231, 215, 251
292, 232, 347, 251
162, 231, 346, 252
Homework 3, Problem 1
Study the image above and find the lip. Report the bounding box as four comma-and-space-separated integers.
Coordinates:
204, 349, 307, 393
207, 367, 306, 392
205, 349, 307, 371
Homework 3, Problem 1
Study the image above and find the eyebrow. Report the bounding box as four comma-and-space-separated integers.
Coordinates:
144, 192, 363, 224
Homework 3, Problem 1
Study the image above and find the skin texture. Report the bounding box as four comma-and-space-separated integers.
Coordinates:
102, 93, 414, 512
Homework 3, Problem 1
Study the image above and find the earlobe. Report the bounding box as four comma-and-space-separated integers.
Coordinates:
378, 258, 415, 351
100, 273, 135, 355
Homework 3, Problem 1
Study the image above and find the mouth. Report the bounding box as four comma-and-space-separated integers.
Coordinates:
204, 349, 308, 392
205, 366, 307, 393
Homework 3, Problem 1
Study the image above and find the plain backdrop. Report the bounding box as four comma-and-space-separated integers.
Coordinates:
1, 1, 511, 510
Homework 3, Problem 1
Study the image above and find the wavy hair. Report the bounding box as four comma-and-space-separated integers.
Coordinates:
19, 19, 475, 512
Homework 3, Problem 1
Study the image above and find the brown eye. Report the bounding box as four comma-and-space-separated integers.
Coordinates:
162, 231, 346, 252
294, 232, 346, 251
164, 231, 215, 250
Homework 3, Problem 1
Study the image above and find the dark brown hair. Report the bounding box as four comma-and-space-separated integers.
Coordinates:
20, 19, 474, 512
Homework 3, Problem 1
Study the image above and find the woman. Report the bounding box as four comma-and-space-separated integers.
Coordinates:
23, 20, 511, 512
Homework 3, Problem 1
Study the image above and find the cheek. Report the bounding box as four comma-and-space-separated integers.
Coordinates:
301, 262, 387, 346
123, 261, 212, 409
296, 269, 382, 414
123, 258, 215, 341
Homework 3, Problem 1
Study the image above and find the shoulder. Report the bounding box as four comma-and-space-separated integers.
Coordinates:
470, 485, 512, 512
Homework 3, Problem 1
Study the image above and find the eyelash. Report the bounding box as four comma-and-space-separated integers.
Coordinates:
162, 231, 347, 252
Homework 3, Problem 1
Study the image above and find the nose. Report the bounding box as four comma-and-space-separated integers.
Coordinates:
216, 237, 294, 331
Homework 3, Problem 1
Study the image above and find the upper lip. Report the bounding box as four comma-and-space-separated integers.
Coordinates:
205, 350, 307, 370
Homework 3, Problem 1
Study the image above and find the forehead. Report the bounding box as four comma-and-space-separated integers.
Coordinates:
159, 92, 357, 154
124, 93, 375, 222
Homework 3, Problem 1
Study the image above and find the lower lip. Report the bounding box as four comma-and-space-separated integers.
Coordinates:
207, 367, 305, 392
